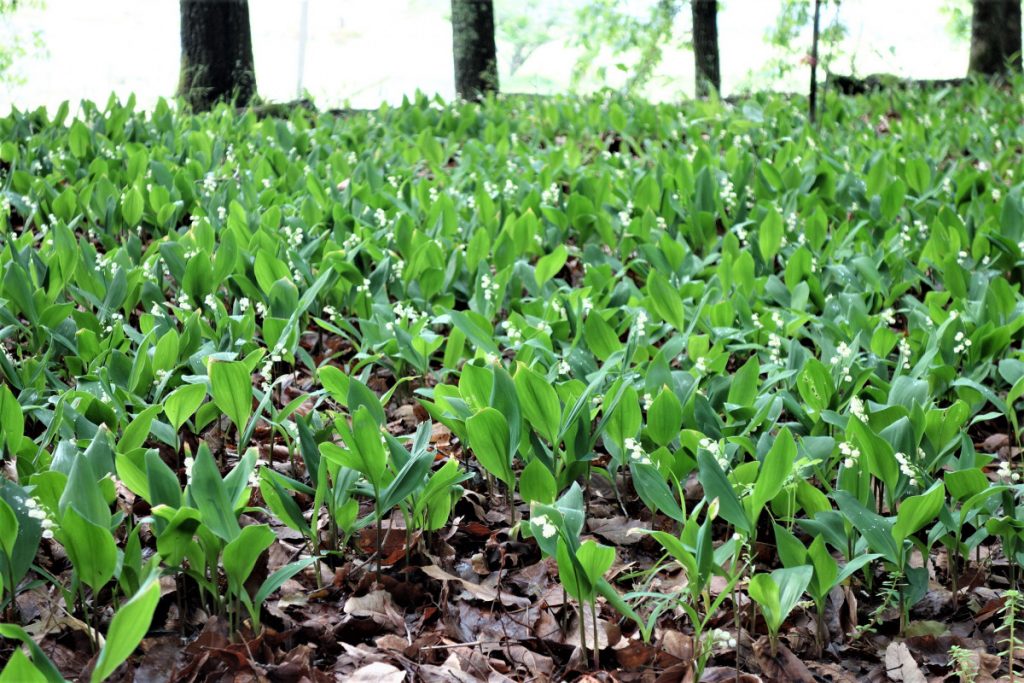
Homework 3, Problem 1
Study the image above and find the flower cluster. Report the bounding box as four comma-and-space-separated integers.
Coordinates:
707, 628, 737, 650
635, 310, 648, 338
532, 513, 557, 539
624, 437, 651, 465
997, 461, 1021, 483
480, 273, 499, 303
953, 330, 972, 355
617, 200, 634, 226
898, 337, 912, 370
839, 441, 860, 469
282, 224, 304, 247
500, 320, 523, 343
767, 333, 783, 364
894, 451, 918, 487
720, 177, 737, 211
849, 396, 868, 422
700, 437, 728, 469
25, 497, 57, 539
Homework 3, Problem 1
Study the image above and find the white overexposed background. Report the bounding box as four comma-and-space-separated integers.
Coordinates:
0, 0, 969, 114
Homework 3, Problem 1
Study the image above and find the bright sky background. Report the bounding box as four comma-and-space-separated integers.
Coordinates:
0, 0, 968, 113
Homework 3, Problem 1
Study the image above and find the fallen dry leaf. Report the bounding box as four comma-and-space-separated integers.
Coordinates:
344, 590, 406, 632
750, 636, 816, 682
348, 661, 406, 683
884, 641, 926, 683
421, 563, 531, 608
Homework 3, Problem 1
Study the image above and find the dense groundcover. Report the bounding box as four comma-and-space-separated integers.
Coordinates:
1, 83, 1024, 681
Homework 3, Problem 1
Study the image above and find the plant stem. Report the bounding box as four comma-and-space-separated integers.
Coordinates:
578, 599, 587, 658
591, 599, 600, 670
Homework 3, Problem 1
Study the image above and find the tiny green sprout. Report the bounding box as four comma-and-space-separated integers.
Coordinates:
947, 644, 977, 683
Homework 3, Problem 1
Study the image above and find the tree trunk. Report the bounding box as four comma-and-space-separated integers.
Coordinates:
969, 0, 1022, 76
179, 0, 257, 111
691, 0, 720, 98
451, 0, 499, 101
809, 0, 822, 123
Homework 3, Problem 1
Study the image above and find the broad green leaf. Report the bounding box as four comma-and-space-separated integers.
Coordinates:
163, 383, 207, 432
466, 408, 514, 488
91, 573, 161, 683
519, 458, 557, 505
209, 360, 253, 436
0, 384, 24, 455
751, 428, 795, 521
223, 524, 275, 597
514, 364, 561, 444
188, 445, 240, 542
535, 244, 568, 286
0, 497, 18, 560
646, 388, 682, 447
0, 648, 47, 683
893, 481, 945, 545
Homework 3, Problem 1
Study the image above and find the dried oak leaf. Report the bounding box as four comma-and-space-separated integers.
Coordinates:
348, 661, 406, 683
750, 636, 816, 683
883, 641, 926, 683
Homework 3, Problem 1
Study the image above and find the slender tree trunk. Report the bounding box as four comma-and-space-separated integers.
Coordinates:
451, 0, 499, 101
809, 0, 822, 124
179, 0, 257, 111
969, 0, 1023, 76
691, 0, 720, 98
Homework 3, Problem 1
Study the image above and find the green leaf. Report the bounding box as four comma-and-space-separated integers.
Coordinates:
163, 383, 207, 432
0, 625, 63, 683
223, 524, 275, 597
58, 507, 118, 592
646, 388, 682, 448
535, 245, 568, 286
751, 428, 796, 521
466, 408, 514, 488
59, 453, 109, 528
750, 565, 812, 634
0, 648, 47, 683
893, 481, 944, 545
209, 360, 253, 436
796, 359, 834, 413
576, 539, 615, 591
118, 405, 162, 454
318, 365, 349, 406
348, 377, 386, 426
252, 555, 319, 606
91, 573, 161, 683
514, 364, 561, 444
0, 497, 18, 560
520, 458, 557, 505
380, 450, 433, 511
0, 384, 24, 455
833, 490, 899, 565
631, 460, 684, 522
647, 271, 686, 331
697, 450, 750, 535
727, 356, 760, 407
121, 185, 144, 227
188, 444, 240, 542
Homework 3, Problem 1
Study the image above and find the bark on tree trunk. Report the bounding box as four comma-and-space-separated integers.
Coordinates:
691, 0, 720, 98
969, 0, 1022, 76
179, 0, 257, 111
809, 0, 822, 123
451, 0, 499, 101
